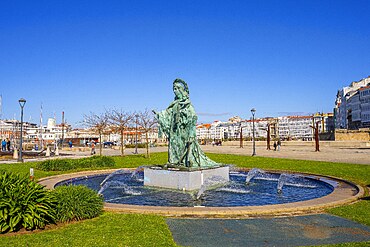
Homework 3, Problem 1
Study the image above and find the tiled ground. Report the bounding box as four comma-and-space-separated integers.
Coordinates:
167, 214, 370, 247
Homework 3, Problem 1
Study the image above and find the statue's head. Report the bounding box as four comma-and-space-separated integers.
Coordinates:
173, 78, 189, 99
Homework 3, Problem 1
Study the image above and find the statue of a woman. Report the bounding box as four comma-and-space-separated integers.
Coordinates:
154, 79, 219, 169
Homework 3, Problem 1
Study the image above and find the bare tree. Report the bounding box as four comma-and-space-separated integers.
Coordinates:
83, 112, 108, 156
137, 109, 157, 158
107, 108, 133, 156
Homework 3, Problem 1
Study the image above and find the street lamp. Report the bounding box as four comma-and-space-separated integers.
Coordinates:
251, 108, 256, 156
134, 114, 139, 154
18, 98, 26, 162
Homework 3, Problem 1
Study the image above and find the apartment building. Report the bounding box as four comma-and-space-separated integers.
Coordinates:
359, 85, 370, 127
335, 76, 370, 129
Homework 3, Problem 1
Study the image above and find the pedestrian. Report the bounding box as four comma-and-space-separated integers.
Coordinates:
91, 141, 96, 155
6, 139, 11, 151
273, 141, 277, 151
69, 140, 73, 148
1, 139, 6, 151
277, 139, 281, 151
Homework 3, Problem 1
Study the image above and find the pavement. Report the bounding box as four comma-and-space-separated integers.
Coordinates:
63, 142, 370, 165
167, 214, 370, 247
3, 141, 367, 165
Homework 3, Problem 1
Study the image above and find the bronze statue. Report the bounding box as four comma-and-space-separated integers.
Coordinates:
154, 79, 219, 169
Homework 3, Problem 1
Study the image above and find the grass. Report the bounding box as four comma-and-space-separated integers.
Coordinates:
0, 152, 369, 246
0, 213, 176, 247
0, 153, 169, 180
207, 153, 370, 186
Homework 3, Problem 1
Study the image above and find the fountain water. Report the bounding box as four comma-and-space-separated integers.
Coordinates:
277, 173, 317, 193
100, 169, 131, 187
196, 175, 228, 200
245, 168, 265, 184
57, 168, 335, 207
130, 166, 145, 181
98, 180, 141, 196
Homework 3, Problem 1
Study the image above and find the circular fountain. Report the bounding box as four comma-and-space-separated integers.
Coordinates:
38, 79, 364, 216
55, 168, 335, 207
39, 167, 363, 217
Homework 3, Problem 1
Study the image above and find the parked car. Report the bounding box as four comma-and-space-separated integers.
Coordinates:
103, 141, 115, 148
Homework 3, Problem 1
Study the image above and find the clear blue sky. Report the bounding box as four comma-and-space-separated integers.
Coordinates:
1, 0, 369, 126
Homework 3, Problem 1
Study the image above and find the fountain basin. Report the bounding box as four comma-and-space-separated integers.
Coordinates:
39, 168, 364, 217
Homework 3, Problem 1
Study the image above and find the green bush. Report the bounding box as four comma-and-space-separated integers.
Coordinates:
37, 156, 115, 171
36, 159, 74, 171
52, 185, 103, 222
125, 143, 147, 148
0, 172, 56, 233
75, 156, 115, 168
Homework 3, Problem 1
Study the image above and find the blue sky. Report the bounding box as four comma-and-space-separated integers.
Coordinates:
1, 0, 369, 126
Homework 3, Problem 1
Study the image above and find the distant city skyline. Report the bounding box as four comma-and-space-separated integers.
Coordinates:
1, 1, 369, 126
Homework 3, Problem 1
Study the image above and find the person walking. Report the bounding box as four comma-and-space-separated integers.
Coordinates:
6, 139, 11, 151
277, 139, 281, 151
91, 141, 96, 155
273, 141, 277, 151
1, 139, 6, 151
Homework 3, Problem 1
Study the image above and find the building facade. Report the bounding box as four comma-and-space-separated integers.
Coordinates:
335, 76, 370, 129
196, 113, 333, 142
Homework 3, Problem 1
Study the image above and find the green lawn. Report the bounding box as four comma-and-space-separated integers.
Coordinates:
0, 213, 176, 247
0, 152, 369, 246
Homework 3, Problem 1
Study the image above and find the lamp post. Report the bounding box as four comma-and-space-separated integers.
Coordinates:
134, 114, 139, 154
18, 98, 26, 162
266, 123, 271, 150
61, 111, 64, 150
251, 108, 256, 156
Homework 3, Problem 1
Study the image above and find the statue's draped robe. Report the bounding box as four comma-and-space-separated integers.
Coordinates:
157, 98, 218, 168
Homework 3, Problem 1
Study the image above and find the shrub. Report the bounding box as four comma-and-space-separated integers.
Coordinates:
52, 185, 103, 222
0, 172, 56, 233
37, 156, 115, 171
36, 159, 74, 171
125, 143, 147, 148
75, 156, 115, 169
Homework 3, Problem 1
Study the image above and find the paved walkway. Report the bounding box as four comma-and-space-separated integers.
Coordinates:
167, 214, 370, 247
202, 144, 370, 165
49, 143, 370, 165
1, 142, 369, 164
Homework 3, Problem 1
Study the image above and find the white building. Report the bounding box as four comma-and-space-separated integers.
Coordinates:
335, 76, 370, 129
196, 113, 333, 142
360, 85, 370, 127
277, 116, 315, 140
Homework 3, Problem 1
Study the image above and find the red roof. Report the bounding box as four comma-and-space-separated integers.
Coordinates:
359, 86, 370, 90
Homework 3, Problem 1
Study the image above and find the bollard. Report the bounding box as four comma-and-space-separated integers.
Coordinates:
30, 168, 34, 180
46, 146, 50, 157
13, 148, 18, 160
55, 146, 59, 156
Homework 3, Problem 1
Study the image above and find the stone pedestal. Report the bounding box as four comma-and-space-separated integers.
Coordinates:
144, 166, 229, 191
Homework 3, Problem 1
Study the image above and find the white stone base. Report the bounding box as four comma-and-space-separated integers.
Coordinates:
143, 166, 229, 191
